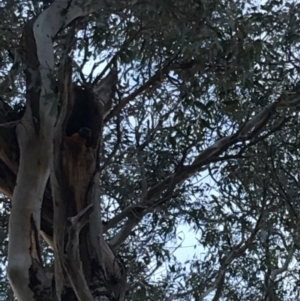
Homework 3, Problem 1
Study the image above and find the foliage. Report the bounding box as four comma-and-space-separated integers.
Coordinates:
2, 0, 300, 300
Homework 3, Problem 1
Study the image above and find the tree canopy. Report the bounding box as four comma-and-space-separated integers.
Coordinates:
1, 0, 300, 300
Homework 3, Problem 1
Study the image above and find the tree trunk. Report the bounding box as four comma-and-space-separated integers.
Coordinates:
5, 2, 127, 300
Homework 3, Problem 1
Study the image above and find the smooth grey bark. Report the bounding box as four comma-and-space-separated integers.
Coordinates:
6, 1, 126, 301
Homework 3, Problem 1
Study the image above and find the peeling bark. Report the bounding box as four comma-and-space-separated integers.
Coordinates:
6, 1, 126, 300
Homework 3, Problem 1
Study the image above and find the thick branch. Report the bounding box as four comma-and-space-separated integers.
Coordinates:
108, 96, 289, 248
64, 205, 95, 301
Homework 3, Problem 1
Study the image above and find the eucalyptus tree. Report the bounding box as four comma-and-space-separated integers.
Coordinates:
0, 0, 300, 300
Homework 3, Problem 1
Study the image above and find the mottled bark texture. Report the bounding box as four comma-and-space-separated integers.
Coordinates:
5, 1, 126, 301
